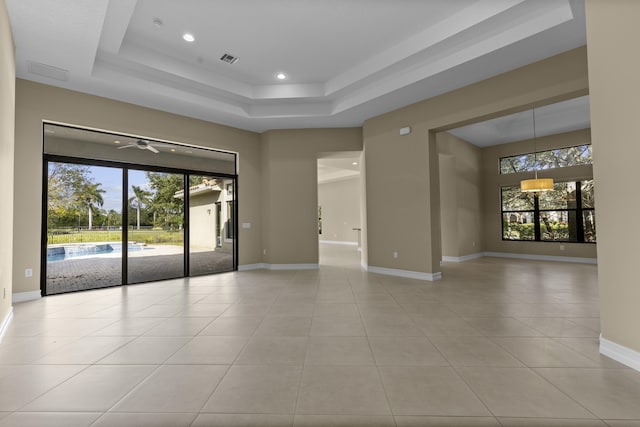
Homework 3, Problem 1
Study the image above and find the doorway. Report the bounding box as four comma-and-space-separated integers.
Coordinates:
42, 124, 237, 295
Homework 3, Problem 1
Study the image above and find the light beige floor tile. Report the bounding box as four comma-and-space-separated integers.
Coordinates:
297, 366, 391, 415
463, 317, 544, 337
0, 412, 101, 427
142, 317, 215, 336
313, 303, 360, 317
457, 367, 594, 418
315, 291, 355, 303
89, 317, 165, 336
566, 317, 601, 332
536, 368, 640, 419
235, 336, 307, 365
22, 365, 155, 412
498, 418, 607, 426
492, 337, 600, 367
294, 414, 395, 426
91, 412, 197, 427
378, 366, 489, 416
361, 314, 423, 337
268, 303, 315, 317
357, 303, 405, 315
198, 316, 263, 336
305, 337, 375, 365
192, 414, 294, 427
39, 318, 119, 337
552, 338, 628, 368
197, 294, 241, 304
254, 316, 312, 336
219, 303, 272, 317
112, 365, 227, 412
516, 317, 599, 338
604, 421, 640, 427
0, 365, 86, 411
400, 303, 458, 317
165, 336, 247, 364
0, 336, 78, 364
430, 336, 523, 367
412, 317, 481, 337
369, 336, 449, 366
174, 303, 230, 317
395, 416, 501, 426
34, 336, 133, 364
96, 336, 190, 364
310, 316, 366, 337
203, 365, 301, 414
131, 304, 184, 318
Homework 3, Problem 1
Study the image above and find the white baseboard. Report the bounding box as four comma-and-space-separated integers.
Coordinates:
365, 265, 442, 281
320, 240, 358, 246
12, 291, 42, 303
600, 335, 640, 372
484, 252, 597, 265
238, 263, 266, 271
442, 253, 484, 263
239, 263, 320, 271
0, 307, 14, 343
266, 263, 319, 270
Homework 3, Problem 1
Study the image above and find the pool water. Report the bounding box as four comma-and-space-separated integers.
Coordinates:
47, 243, 144, 262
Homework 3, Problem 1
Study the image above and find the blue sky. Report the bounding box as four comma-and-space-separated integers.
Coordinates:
81, 166, 149, 212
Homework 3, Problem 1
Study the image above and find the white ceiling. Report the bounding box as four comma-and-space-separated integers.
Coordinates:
7, 0, 587, 133
449, 95, 591, 147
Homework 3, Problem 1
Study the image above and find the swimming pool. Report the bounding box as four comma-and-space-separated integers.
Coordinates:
47, 243, 145, 262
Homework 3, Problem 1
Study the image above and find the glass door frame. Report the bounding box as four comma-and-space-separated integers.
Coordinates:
41, 154, 238, 296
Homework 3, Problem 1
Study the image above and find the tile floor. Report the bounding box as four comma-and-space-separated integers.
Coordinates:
1, 244, 640, 426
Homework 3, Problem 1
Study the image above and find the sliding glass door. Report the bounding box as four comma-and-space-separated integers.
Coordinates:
188, 175, 235, 275
127, 169, 185, 284
45, 162, 123, 295
43, 123, 238, 295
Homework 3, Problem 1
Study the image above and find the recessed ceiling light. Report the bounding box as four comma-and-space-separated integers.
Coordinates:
352, 162, 358, 165
114, 140, 121, 144
276, 72, 287, 80
152, 17, 163, 27
171, 148, 176, 152
183, 33, 195, 42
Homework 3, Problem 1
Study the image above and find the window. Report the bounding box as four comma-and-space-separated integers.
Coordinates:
500, 144, 592, 174
501, 180, 595, 243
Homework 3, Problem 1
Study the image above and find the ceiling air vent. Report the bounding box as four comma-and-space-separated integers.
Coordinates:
219, 53, 239, 64
27, 61, 69, 82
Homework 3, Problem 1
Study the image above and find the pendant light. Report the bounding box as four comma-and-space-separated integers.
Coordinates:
520, 108, 553, 193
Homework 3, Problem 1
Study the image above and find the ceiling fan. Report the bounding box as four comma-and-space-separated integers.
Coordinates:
117, 139, 171, 154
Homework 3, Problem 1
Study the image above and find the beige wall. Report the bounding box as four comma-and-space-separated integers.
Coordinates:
363, 47, 589, 276
586, 0, 640, 353
260, 129, 362, 265
14, 80, 262, 295
481, 128, 597, 259
318, 177, 361, 244
189, 192, 218, 250
438, 132, 483, 258
0, 0, 15, 328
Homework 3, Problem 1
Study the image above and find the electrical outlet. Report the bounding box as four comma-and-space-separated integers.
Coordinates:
25, 268, 33, 278
393, 251, 398, 259
263, 249, 267, 255
559, 245, 565, 251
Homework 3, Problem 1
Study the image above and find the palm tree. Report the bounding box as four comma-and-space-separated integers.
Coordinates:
80, 183, 105, 230
129, 185, 152, 230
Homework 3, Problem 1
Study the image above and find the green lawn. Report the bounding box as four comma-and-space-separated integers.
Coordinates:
48, 229, 184, 246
